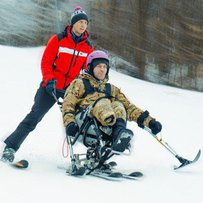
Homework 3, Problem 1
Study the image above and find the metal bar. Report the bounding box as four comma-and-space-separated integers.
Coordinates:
144, 127, 178, 157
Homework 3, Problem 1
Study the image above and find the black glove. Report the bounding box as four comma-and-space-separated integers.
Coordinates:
149, 119, 162, 135
137, 111, 149, 128
66, 122, 79, 137
46, 79, 56, 96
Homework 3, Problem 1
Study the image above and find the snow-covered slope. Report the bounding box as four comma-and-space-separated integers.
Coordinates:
0, 45, 202, 203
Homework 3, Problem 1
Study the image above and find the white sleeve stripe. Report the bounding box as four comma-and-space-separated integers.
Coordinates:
59, 47, 88, 57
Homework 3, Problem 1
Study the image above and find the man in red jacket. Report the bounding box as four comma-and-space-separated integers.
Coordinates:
1, 6, 94, 163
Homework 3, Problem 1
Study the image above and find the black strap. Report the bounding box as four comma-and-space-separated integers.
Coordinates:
105, 83, 111, 98
85, 39, 93, 49
57, 27, 68, 41
82, 78, 94, 97
82, 78, 111, 98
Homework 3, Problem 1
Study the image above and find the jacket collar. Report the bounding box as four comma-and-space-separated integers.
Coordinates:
66, 26, 89, 43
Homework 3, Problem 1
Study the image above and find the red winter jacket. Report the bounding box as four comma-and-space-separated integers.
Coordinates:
41, 26, 94, 91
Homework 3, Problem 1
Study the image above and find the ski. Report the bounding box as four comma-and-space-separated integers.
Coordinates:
12, 159, 29, 169
174, 149, 201, 170
64, 163, 143, 181
0, 159, 29, 169
90, 171, 123, 181
119, 171, 143, 180
89, 169, 143, 181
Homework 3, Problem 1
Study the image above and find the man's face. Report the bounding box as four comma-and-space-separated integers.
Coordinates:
72, 20, 88, 36
93, 63, 108, 80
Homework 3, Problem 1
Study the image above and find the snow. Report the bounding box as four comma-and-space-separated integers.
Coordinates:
0, 45, 202, 203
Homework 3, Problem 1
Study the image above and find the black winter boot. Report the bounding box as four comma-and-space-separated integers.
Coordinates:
112, 119, 133, 152
1, 147, 15, 163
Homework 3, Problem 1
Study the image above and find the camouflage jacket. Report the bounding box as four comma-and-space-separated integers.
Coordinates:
62, 73, 154, 127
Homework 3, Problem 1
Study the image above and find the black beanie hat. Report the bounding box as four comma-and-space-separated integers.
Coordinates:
71, 6, 88, 25
89, 58, 110, 77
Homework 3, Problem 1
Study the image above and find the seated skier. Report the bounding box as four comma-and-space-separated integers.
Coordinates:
62, 50, 162, 155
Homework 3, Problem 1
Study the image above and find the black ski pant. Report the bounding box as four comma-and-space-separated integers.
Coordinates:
4, 86, 64, 151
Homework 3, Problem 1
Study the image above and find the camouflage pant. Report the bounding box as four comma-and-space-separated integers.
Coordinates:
92, 98, 126, 126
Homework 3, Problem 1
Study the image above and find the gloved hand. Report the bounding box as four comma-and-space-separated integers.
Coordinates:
46, 79, 56, 96
149, 119, 162, 135
66, 122, 79, 137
